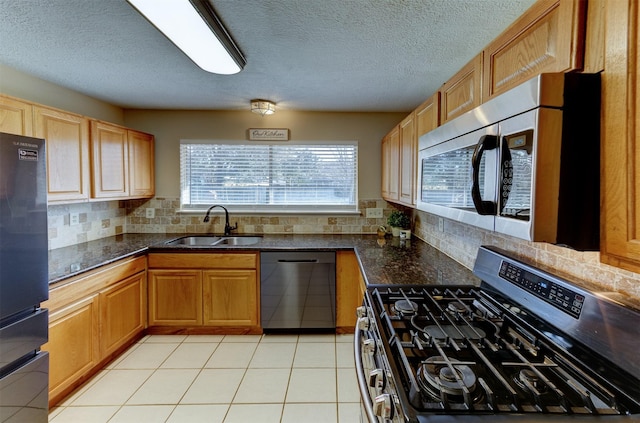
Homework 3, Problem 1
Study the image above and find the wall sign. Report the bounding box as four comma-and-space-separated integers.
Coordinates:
248, 128, 289, 141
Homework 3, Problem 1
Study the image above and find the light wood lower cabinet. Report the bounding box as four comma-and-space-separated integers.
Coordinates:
336, 251, 365, 330
203, 270, 258, 326
42, 256, 147, 407
99, 273, 146, 357
147, 253, 259, 331
148, 270, 203, 326
43, 295, 100, 406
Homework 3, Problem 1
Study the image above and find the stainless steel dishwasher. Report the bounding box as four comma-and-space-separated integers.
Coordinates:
260, 251, 336, 331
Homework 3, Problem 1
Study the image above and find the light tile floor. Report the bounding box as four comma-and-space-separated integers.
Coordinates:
48, 333, 360, 423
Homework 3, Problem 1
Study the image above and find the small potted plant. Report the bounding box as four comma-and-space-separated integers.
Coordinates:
387, 210, 410, 237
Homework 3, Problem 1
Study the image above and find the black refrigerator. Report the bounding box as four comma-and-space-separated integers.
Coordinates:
0, 132, 49, 422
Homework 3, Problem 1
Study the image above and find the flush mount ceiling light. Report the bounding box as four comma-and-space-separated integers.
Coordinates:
126, 0, 246, 75
251, 99, 276, 116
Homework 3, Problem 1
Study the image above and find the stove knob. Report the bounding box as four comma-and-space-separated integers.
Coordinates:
357, 316, 370, 331
368, 368, 385, 392
373, 393, 394, 419
356, 306, 367, 318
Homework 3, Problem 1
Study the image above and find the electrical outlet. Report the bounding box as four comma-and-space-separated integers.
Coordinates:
145, 208, 155, 219
366, 208, 383, 218
69, 213, 80, 226
438, 217, 444, 232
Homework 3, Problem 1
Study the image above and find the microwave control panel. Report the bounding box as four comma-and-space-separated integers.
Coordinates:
499, 261, 584, 318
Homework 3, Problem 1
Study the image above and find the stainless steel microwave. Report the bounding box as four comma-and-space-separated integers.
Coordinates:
417, 73, 601, 250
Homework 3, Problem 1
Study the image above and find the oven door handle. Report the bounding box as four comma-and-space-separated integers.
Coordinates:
472, 134, 498, 215
355, 324, 378, 423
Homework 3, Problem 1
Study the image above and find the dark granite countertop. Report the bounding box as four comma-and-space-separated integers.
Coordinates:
48, 233, 479, 287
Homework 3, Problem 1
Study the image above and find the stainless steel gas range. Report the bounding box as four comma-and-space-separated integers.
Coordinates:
355, 246, 640, 422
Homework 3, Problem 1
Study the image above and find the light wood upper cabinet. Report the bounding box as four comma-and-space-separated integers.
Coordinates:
90, 122, 155, 199
33, 106, 91, 203
600, 0, 640, 272
439, 53, 483, 123
399, 112, 416, 206
381, 125, 400, 202
415, 93, 440, 138
128, 129, 155, 198
483, 0, 585, 101
91, 121, 129, 199
0, 95, 33, 136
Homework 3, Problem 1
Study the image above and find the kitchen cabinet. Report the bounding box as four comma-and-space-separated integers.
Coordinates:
335, 250, 365, 330
0, 95, 33, 136
33, 105, 91, 203
42, 256, 147, 407
482, 0, 586, 101
90, 120, 129, 198
439, 53, 483, 123
415, 93, 440, 138
399, 112, 416, 206
600, 0, 640, 272
203, 269, 258, 326
147, 252, 259, 331
127, 129, 155, 197
381, 125, 400, 202
99, 272, 146, 357
90, 121, 156, 199
148, 270, 203, 326
43, 294, 100, 408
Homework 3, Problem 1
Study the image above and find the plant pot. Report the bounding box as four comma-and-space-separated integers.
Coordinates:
391, 226, 401, 237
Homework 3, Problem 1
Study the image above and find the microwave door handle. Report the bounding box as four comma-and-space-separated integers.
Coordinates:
471, 135, 498, 215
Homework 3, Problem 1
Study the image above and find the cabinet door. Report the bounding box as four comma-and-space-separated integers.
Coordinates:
0, 95, 33, 136
42, 295, 100, 405
483, 0, 585, 101
601, 0, 640, 272
90, 121, 129, 199
336, 251, 365, 329
33, 106, 90, 202
381, 125, 400, 202
100, 272, 146, 357
148, 270, 203, 326
128, 129, 155, 198
399, 113, 416, 206
439, 53, 483, 123
203, 270, 258, 326
415, 93, 440, 138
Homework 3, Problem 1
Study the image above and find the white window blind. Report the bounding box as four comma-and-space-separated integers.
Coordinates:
180, 141, 358, 212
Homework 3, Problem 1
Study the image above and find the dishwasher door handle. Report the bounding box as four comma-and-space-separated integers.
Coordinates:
277, 259, 318, 263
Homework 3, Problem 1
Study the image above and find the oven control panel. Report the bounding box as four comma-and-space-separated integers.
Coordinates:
499, 261, 584, 318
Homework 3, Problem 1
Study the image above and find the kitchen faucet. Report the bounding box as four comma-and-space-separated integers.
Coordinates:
203, 205, 237, 236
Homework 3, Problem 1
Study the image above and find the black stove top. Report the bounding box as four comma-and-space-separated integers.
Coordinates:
359, 246, 640, 422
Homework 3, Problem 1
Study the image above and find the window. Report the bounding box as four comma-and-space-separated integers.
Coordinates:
180, 140, 358, 213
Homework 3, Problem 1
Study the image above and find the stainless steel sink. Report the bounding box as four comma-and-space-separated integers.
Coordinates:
166, 236, 221, 246
214, 236, 262, 246
165, 235, 262, 246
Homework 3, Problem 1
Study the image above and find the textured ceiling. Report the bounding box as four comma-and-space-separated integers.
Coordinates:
0, 0, 536, 112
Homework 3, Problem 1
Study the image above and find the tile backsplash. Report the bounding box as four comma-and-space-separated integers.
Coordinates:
47, 198, 640, 301
47, 198, 396, 249
412, 209, 640, 301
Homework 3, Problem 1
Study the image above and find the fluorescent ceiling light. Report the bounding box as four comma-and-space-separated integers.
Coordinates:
127, 0, 246, 75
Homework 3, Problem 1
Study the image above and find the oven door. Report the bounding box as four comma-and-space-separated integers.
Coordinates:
417, 124, 498, 231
